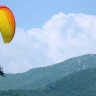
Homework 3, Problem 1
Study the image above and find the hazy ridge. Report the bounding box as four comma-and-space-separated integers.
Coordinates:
0, 54, 96, 96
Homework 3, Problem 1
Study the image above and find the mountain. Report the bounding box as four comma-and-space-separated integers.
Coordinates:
1, 67, 96, 96
0, 54, 96, 90
43, 68, 96, 96
0, 89, 42, 96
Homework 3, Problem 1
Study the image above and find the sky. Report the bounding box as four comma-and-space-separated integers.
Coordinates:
0, 0, 96, 73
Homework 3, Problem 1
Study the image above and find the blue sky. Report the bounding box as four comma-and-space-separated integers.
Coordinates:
1, 0, 96, 30
0, 0, 96, 73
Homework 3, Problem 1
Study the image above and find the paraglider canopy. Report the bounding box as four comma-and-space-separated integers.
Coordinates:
0, 5, 16, 43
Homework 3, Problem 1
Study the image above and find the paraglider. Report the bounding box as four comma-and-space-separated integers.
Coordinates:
0, 5, 16, 77
0, 65, 6, 77
0, 5, 16, 43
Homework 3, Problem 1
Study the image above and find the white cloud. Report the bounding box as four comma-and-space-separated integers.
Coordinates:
0, 12, 96, 73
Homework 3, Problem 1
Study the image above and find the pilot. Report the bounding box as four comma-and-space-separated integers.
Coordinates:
0, 68, 3, 75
